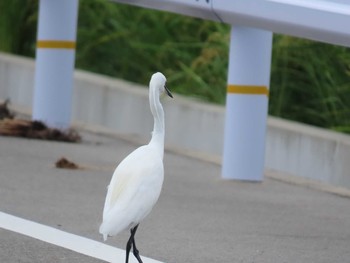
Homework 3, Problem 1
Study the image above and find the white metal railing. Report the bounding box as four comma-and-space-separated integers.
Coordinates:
111, 0, 350, 47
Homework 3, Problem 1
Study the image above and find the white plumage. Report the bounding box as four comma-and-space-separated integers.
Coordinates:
99, 145, 164, 239
99, 72, 172, 263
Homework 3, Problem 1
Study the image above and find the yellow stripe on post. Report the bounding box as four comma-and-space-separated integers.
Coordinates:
227, 85, 269, 96
37, 40, 76, 49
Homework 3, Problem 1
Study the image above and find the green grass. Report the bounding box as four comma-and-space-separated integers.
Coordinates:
76, 0, 229, 103
0, 0, 37, 56
1, 0, 350, 133
270, 36, 350, 132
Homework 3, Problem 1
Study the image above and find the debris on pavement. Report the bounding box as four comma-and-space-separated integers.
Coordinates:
55, 157, 80, 169
0, 99, 15, 120
0, 99, 81, 142
0, 118, 81, 142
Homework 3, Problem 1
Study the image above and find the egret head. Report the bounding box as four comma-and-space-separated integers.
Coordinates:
150, 72, 173, 98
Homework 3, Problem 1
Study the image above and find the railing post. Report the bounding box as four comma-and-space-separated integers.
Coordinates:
222, 26, 273, 181
32, 0, 79, 129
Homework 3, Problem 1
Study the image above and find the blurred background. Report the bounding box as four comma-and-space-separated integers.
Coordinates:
1, 0, 350, 133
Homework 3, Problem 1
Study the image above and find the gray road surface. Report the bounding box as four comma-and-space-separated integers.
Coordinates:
1, 131, 350, 263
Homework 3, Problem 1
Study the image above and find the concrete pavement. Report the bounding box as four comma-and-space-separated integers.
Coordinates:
1, 129, 350, 263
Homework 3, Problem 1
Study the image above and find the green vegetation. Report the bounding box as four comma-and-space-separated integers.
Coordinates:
0, 0, 37, 56
271, 38, 350, 133
77, 0, 229, 103
1, 0, 350, 133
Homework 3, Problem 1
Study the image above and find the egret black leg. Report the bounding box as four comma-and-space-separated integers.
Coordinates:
125, 225, 143, 263
125, 232, 133, 263
131, 225, 143, 263
132, 236, 143, 263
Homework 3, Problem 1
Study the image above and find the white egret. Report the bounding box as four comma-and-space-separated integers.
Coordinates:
99, 72, 172, 263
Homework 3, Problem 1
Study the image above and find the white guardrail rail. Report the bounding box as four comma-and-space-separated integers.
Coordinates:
111, 0, 350, 47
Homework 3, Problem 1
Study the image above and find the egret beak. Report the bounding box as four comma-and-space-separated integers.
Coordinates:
164, 85, 173, 98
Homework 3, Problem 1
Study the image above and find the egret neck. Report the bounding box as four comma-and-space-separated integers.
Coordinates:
148, 80, 165, 158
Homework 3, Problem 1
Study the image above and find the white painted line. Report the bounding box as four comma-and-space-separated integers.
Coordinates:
0, 211, 164, 263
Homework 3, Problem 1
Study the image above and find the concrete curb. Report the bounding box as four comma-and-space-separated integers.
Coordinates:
1, 52, 350, 189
